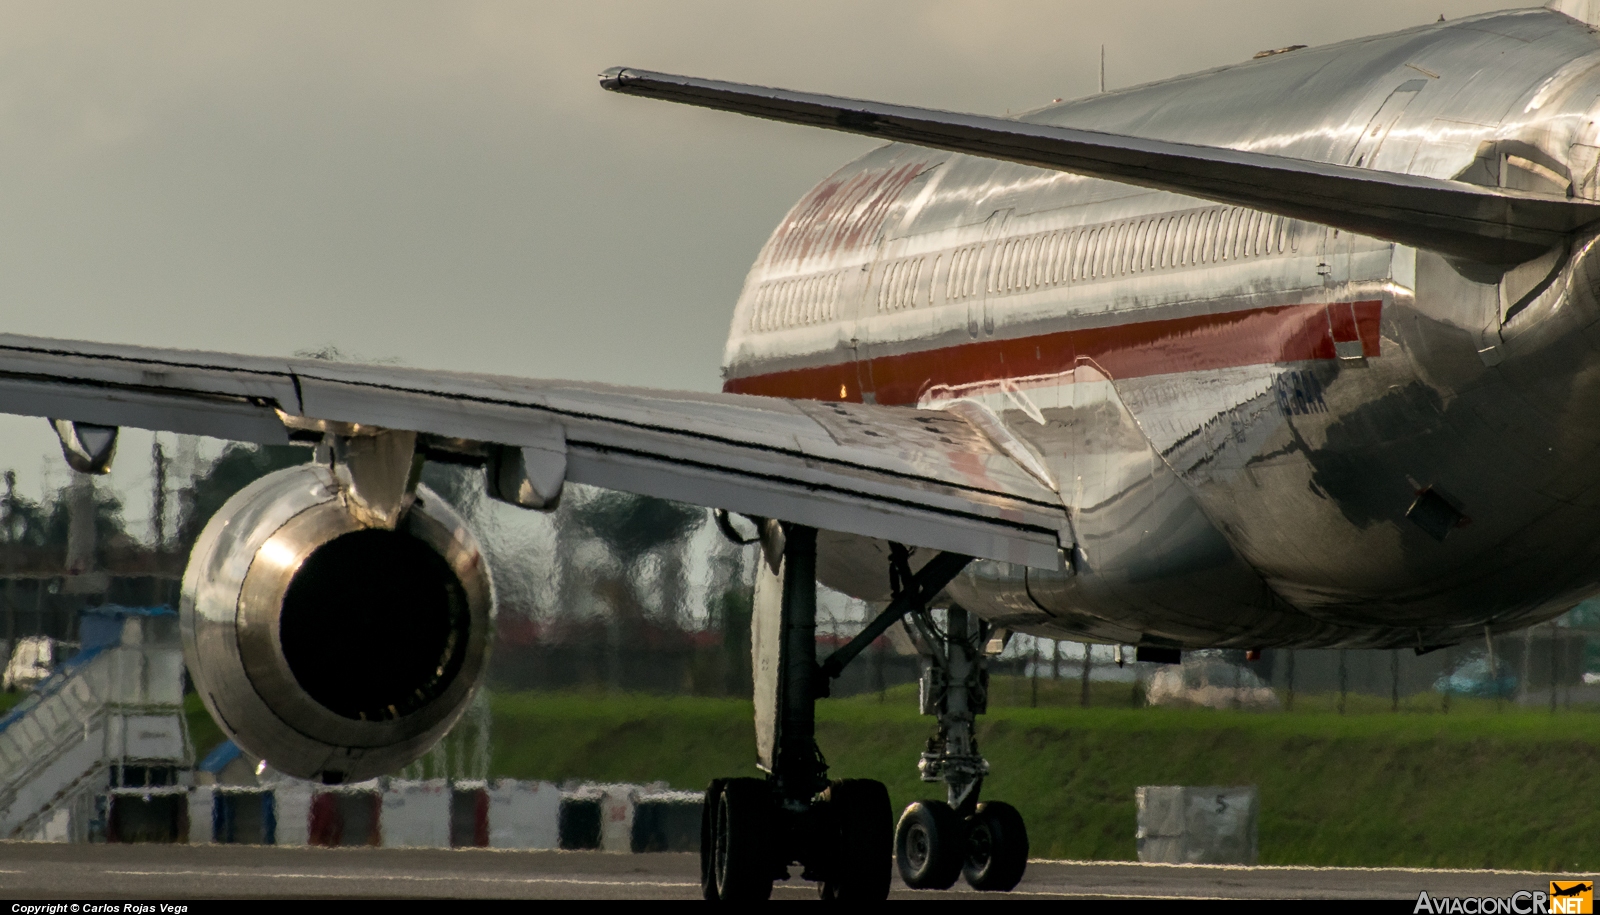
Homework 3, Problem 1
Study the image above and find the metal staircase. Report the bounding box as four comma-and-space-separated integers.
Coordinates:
0, 607, 191, 841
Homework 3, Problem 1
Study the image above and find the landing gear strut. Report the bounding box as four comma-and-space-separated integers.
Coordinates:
896, 603, 1030, 892
701, 526, 974, 900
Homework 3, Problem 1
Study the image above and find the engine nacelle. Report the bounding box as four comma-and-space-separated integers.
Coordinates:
180, 463, 494, 783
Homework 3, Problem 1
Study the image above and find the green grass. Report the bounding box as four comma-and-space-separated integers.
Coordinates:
484, 681, 1600, 871
185, 693, 225, 762
0, 691, 25, 717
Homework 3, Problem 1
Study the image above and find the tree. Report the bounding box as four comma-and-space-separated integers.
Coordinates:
176, 444, 309, 549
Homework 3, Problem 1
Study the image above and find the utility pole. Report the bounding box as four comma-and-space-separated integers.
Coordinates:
1285, 650, 1296, 712
1337, 649, 1348, 715
3, 471, 14, 656
1030, 638, 1039, 708
1080, 643, 1092, 707
151, 440, 168, 605
1100, 45, 1106, 93
1485, 625, 1500, 711
1390, 649, 1400, 713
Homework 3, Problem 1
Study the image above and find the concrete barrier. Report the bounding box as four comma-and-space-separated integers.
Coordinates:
213, 788, 274, 844
600, 786, 635, 853
187, 786, 213, 845
631, 790, 702, 853
309, 784, 382, 847
272, 784, 312, 846
559, 792, 602, 850
1137, 785, 1258, 864
91, 778, 701, 851
381, 780, 450, 848
487, 779, 559, 850
451, 782, 488, 848
107, 787, 188, 843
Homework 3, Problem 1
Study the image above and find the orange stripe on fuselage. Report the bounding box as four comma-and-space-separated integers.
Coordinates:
723, 301, 1381, 404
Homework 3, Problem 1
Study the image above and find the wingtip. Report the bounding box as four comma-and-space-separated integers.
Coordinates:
598, 66, 631, 91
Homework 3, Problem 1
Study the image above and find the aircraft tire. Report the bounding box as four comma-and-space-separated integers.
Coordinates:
895, 799, 965, 889
711, 777, 774, 901
818, 779, 893, 901
962, 800, 1029, 892
699, 778, 727, 900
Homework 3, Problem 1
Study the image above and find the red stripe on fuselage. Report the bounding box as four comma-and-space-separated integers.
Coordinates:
723, 301, 1381, 404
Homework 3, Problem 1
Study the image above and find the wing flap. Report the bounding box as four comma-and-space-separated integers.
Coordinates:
600, 67, 1600, 266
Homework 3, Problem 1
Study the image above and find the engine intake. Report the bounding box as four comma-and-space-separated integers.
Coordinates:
181, 463, 493, 783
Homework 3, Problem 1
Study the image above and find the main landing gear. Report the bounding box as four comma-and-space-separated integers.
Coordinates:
699, 525, 1030, 899
895, 603, 1029, 891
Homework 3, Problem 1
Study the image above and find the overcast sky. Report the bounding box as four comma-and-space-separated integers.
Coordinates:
0, 0, 1522, 529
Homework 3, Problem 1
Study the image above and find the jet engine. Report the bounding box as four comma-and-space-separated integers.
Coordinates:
180, 462, 494, 783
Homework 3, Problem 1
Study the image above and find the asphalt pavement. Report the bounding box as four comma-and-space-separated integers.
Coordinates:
0, 842, 1582, 900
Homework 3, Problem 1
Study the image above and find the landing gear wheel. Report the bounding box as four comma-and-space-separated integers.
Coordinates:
711, 777, 774, 901
895, 800, 965, 890
963, 801, 1029, 892
699, 778, 727, 901
818, 779, 893, 901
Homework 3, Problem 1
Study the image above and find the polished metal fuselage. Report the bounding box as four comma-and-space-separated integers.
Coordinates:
720, 6, 1600, 650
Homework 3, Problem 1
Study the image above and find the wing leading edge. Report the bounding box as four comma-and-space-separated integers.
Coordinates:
598, 67, 1600, 267
0, 335, 1069, 569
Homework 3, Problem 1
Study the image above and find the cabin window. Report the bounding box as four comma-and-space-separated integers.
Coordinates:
879, 257, 925, 312
948, 245, 980, 300
749, 270, 843, 331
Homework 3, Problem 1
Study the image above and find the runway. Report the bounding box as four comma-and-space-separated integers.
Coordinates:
0, 842, 1583, 900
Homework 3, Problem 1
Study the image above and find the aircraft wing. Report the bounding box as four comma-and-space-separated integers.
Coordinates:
599, 67, 1600, 266
0, 334, 1070, 569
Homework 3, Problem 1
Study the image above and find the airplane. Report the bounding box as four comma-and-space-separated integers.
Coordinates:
0, 0, 1596, 900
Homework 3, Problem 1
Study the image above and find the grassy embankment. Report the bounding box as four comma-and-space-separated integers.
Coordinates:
179, 678, 1600, 869
473, 680, 1600, 872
